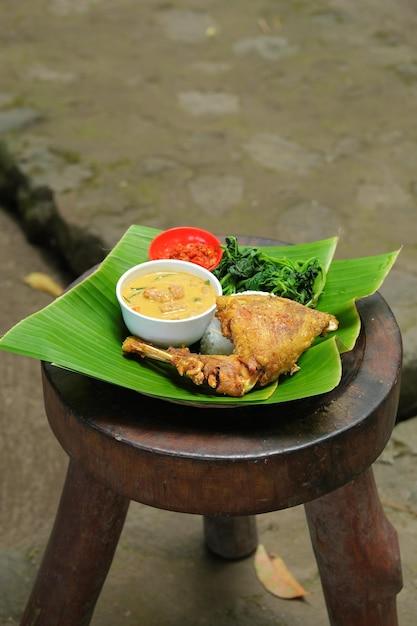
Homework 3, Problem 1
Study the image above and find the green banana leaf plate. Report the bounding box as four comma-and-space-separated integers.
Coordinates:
0, 225, 399, 407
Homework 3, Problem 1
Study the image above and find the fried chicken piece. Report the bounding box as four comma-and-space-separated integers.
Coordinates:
122, 338, 259, 396
122, 294, 338, 397
216, 294, 337, 386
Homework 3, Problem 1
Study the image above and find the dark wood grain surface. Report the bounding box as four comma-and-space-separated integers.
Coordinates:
20, 460, 129, 626
306, 468, 402, 626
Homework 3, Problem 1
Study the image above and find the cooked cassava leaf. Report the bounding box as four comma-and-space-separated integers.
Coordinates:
213, 236, 325, 306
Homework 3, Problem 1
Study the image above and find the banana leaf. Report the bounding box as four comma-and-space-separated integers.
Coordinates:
0, 225, 399, 406
316, 251, 400, 352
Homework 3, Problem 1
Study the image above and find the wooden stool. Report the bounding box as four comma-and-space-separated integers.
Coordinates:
20, 261, 403, 626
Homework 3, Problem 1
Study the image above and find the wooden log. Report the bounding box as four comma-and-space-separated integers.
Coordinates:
305, 468, 402, 626
20, 460, 129, 626
203, 515, 258, 559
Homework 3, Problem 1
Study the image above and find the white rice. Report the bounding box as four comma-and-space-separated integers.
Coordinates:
200, 317, 234, 355
200, 290, 272, 355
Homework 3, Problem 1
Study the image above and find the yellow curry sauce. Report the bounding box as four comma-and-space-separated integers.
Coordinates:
122, 271, 217, 320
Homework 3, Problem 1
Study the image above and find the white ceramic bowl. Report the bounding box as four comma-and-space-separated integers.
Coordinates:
116, 259, 222, 347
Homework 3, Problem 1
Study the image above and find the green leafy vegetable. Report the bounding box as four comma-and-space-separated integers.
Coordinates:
214, 236, 324, 306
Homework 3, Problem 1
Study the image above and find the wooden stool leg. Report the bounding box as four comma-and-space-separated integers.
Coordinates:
203, 515, 258, 559
20, 460, 129, 626
305, 468, 402, 626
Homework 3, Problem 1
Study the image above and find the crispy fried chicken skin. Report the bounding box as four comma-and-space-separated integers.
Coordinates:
216, 295, 337, 386
122, 294, 338, 397
122, 339, 259, 396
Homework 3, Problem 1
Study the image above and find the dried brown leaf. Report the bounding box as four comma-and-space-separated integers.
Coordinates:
254, 544, 308, 599
23, 272, 64, 298
257, 18, 271, 33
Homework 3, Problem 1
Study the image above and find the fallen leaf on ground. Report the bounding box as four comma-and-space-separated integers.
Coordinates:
23, 273, 64, 297
254, 544, 308, 599
257, 18, 271, 33
205, 26, 218, 37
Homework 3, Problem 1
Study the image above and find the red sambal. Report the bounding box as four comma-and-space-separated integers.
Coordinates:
167, 241, 218, 268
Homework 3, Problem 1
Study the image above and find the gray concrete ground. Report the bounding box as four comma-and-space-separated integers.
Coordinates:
1, 0, 417, 624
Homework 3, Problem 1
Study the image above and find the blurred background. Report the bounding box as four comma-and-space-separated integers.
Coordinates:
1, 1, 417, 624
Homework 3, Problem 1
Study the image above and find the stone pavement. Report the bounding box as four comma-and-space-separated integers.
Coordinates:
1, 0, 417, 623
1, 0, 416, 257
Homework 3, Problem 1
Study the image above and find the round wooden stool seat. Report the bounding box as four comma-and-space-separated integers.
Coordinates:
20, 238, 404, 626
42, 293, 400, 516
